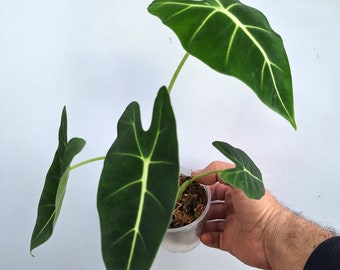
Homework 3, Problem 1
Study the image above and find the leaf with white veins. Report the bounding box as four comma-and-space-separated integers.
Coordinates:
30, 107, 86, 254
213, 141, 264, 199
97, 87, 179, 270
149, 0, 296, 128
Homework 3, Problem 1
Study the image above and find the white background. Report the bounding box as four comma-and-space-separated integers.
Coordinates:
1, 0, 339, 269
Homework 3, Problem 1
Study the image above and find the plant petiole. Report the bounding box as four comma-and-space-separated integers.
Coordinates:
168, 52, 190, 94
176, 169, 224, 201
70, 156, 106, 171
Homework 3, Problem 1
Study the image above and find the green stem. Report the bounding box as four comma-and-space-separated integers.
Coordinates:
168, 52, 190, 94
70, 156, 105, 170
177, 169, 224, 201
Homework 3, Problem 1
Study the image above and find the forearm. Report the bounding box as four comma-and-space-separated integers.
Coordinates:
264, 209, 335, 270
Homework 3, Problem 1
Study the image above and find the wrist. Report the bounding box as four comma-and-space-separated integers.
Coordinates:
264, 208, 334, 270
263, 207, 292, 269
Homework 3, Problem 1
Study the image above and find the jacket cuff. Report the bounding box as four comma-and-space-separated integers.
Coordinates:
304, 236, 340, 270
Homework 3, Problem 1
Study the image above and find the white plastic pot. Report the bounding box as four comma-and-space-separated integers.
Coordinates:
162, 184, 211, 253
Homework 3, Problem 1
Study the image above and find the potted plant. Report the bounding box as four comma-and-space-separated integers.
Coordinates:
30, 0, 295, 269
161, 169, 212, 253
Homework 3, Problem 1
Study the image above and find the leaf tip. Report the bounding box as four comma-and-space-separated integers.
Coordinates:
30, 249, 35, 258
249, 187, 265, 200
291, 119, 297, 130
286, 113, 297, 130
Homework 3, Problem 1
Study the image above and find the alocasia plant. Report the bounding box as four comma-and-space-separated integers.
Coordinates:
30, 0, 295, 269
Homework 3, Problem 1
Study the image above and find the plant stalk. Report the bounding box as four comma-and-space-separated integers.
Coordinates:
168, 52, 190, 94
70, 156, 106, 170
177, 169, 224, 201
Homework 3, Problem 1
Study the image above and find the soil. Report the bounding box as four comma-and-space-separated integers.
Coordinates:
169, 174, 208, 228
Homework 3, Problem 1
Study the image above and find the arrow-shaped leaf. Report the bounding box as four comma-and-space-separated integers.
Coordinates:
213, 141, 264, 199
148, 0, 296, 128
97, 87, 179, 270
30, 107, 86, 254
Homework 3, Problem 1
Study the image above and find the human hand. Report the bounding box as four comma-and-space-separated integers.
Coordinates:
193, 161, 334, 270
193, 161, 284, 269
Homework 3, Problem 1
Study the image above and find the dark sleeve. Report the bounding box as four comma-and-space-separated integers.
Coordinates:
304, 236, 340, 270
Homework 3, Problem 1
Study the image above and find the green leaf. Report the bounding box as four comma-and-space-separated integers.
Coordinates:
213, 141, 264, 199
30, 107, 86, 254
97, 87, 179, 270
148, 0, 296, 129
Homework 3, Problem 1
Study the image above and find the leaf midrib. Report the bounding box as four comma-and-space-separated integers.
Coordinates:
126, 106, 164, 270
229, 151, 262, 183
154, 0, 293, 121
127, 159, 149, 270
